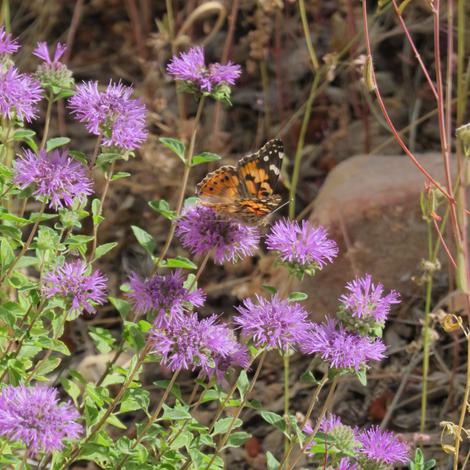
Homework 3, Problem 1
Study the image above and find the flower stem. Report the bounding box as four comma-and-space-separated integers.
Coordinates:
288, 73, 320, 219
298, 0, 319, 71
62, 343, 152, 468
88, 160, 115, 262
279, 372, 329, 469
0, 203, 46, 285
40, 92, 54, 151
153, 95, 206, 272
116, 368, 181, 469
203, 351, 267, 470
282, 352, 290, 462
420, 221, 434, 432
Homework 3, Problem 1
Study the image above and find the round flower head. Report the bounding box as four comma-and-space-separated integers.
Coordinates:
0, 66, 42, 122
266, 218, 338, 279
33, 42, 73, 90
356, 426, 409, 467
14, 149, 93, 209
339, 274, 400, 324
69, 80, 147, 150
0, 385, 82, 455
149, 313, 236, 374
321, 413, 343, 433
234, 294, 311, 351
167, 46, 241, 94
42, 259, 107, 316
301, 319, 386, 371
0, 27, 19, 56
176, 205, 260, 264
128, 270, 206, 326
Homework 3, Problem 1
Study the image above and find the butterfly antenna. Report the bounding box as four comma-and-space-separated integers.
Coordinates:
270, 200, 289, 216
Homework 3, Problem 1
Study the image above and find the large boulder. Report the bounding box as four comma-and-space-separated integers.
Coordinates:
292, 153, 449, 317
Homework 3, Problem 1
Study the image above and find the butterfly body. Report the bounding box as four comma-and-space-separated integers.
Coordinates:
196, 139, 284, 224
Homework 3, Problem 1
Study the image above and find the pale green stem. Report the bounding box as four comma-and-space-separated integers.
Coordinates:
420, 221, 434, 432
282, 352, 290, 462
153, 95, 206, 273
40, 92, 54, 150
116, 368, 181, 469
289, 74, 320, 219
298, 0, 319, 71
203, 351, 267, 470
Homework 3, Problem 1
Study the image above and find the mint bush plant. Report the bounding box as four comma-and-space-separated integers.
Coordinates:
0, 29, 425, 470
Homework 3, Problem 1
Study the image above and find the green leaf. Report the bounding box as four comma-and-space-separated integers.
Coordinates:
109, 296, 131, 319
120, 388, 150, 414
288, 291, 308, 302
300, 371, 322, 385
236, 371, 250, 399
111, 171, 131, 181
33, 357, 62, 377
0, 239, 14, 272
160, 403, 191, 420
356, 367, 367, 386
223, 431, 251, 449
260, 411, 285, 432
148, 199, 176, 220
266, 451, 280, 470
106, 413, 127, 430
131, 225, 155, 255
262, 284, 278, 295
0, 212, 30, 225
46, 137, 71, 152
76, 443, 111, 467
94, 242, 118, 260
69, 150, 88, 165
159, 137, 186, 162
212, 417, 242, 436
89, 327, 116, 354
95, 152, 123, 167
13, 129, 36, 141
191, 152, 221, 166
165, 256, 197, 270
61, 377, 81, 405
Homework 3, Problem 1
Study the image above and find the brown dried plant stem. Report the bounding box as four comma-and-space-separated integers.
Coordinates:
61, 343, 152, 469
203, 350, 267, 470
116, 368, 181, 469
153, 95, 206, 273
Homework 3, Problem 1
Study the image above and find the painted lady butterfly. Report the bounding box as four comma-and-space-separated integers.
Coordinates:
196, 139, 284, 224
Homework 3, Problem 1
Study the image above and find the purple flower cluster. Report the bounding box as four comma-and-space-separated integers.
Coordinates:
128, 270, 206, 326
0, 26, 19, 56
266, 218, 338, 278
149, 313, 242, 377
356, 426, 409, 466
301, 319, 386, 371
339, 274, 400, 323
43, 259, 107, 315
304, 414, 409, 468
0, 66, 42, 122
69, 81, 147, 150
167, 46, 241, 93
14, 149, 93, 209
0, 385, 82, 455
33, 41, 73, 91
234, 294, 311, 351
176, 205, 260, 264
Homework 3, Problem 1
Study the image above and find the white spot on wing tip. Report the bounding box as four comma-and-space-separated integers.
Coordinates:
269, 164, 280, 175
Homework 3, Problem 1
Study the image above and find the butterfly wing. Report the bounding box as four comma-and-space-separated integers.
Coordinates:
237, 139, 284, 200
196, 165, 241, 202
